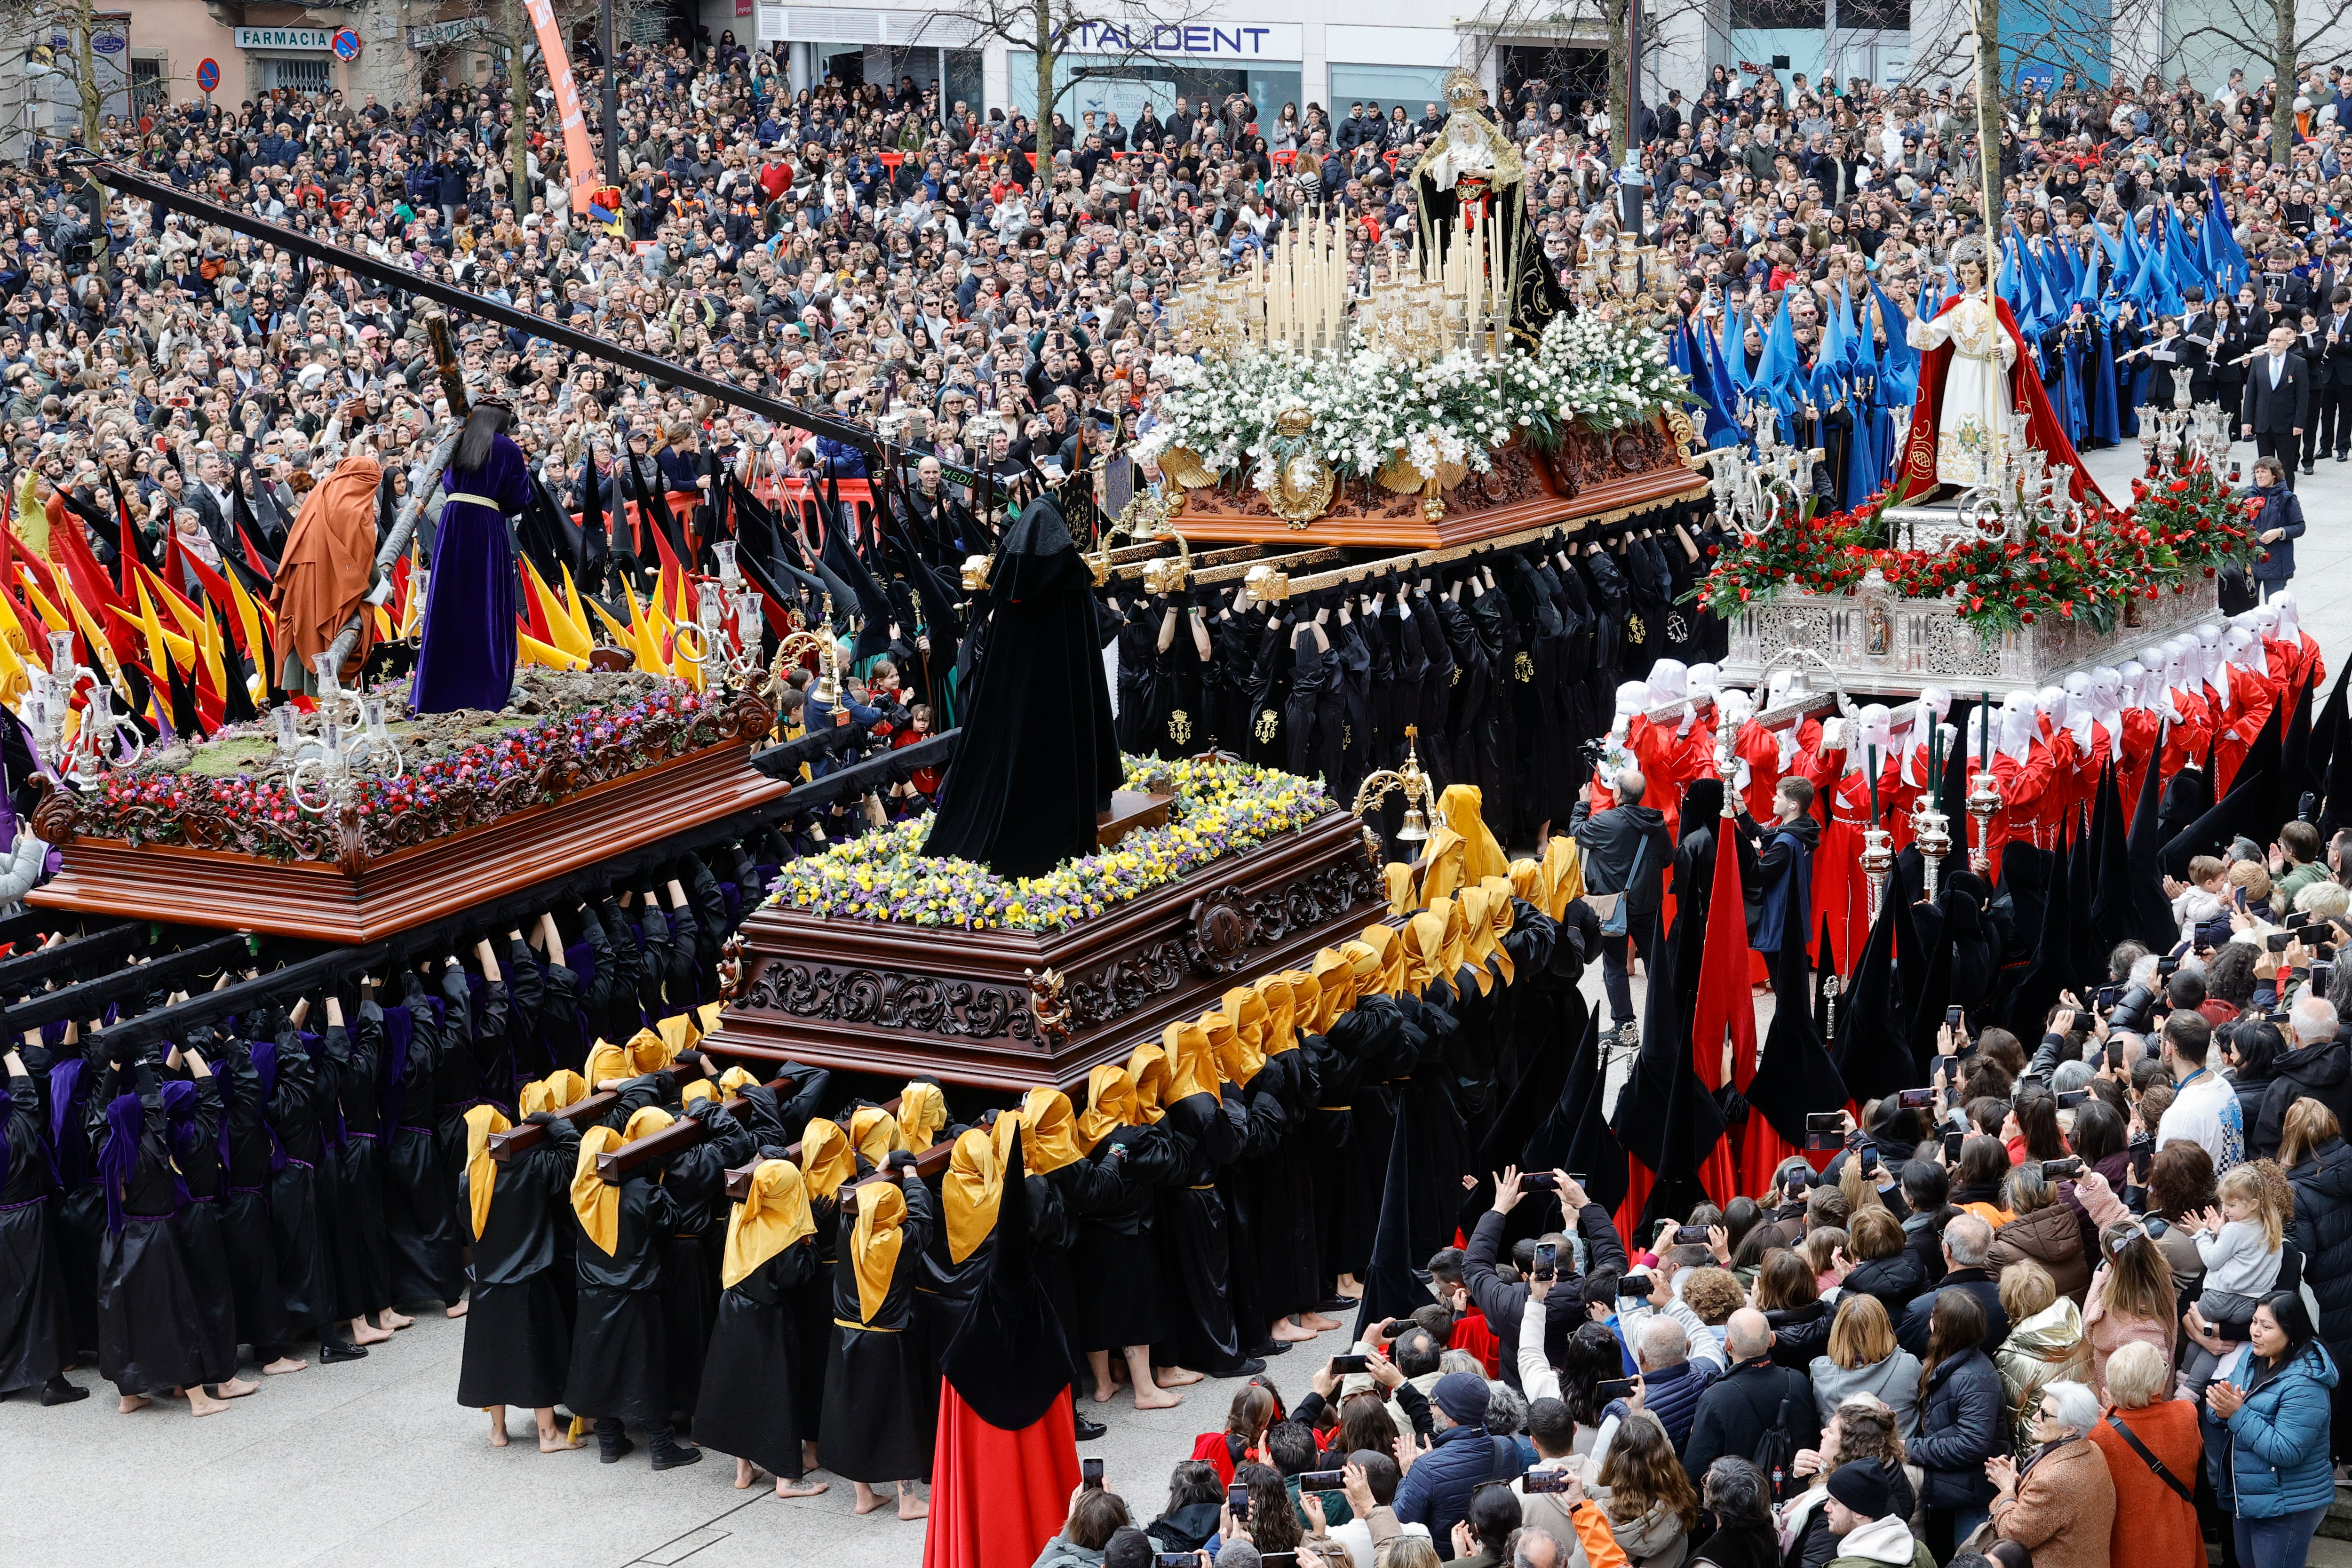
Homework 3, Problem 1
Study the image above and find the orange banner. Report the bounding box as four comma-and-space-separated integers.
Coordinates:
522, 0, 601, 215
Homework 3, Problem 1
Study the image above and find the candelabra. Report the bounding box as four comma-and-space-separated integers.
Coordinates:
2135, 365, 2233, 475
1703, 414, 1818, 541
768, 587, 842, 706
22, 630, 142, 789
1860, 824, 1894, 923
672, 542, 769, 694
1912, 797, 1952, 902
1351, 724, 1438, 869
1952, 404, 2088, 542
1965, 769, 2003, 876
282, 653, 404, 817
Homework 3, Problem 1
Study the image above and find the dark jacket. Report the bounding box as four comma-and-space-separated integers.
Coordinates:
1908, 1345, 2004, 1509
2245, 483, 2305, 582
2287, 1135, 2352, 1346
1462, 1203, 1629, 1387
1985, 1199, 2090, 1304
1764, 1300, 1834, 1370
1899, 1268, 2010, 1358
1681, 1353, 1820, 1486
2241, 351, 2311, 434
1902, 1209, 1951, 1295
2255, 1038, 2352, 1156
1568, 800, 1672, 916
1843, 1250, 1927, 1324
1392, 1421, 1525, 1557
1630, 1354, 1716, 1450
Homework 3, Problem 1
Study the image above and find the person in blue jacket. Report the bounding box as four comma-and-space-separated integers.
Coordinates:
1392, 1370, 1526, 1558
2202, 1289, 2342, 1568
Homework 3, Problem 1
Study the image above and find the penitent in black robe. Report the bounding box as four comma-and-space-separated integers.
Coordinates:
456, 1117, 578, 1410
564, 1163, 679, 1426
818, 1178, 938, 1481
696, 1234, 820, 1478
924, 496, 1120, 878
0, 1067, 71, 1394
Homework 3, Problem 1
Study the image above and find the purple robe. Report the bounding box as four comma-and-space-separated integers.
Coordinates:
412, 433, 532, 713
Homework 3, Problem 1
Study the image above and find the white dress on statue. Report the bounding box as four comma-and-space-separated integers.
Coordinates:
1905, 290, 2016, 487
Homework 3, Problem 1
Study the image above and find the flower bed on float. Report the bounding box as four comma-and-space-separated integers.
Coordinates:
1694, 457, 2259, 637
1139, 313, 1692, 493
75, 672, 731, 859
770, 756, 1329, 932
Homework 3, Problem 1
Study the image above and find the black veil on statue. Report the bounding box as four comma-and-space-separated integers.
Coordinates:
1413, 174, 1574, 350
923, 495, 1120, 878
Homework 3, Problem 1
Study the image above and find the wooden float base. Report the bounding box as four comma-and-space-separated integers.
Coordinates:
707, 808, 1385, 1091
30, 737, 793, 942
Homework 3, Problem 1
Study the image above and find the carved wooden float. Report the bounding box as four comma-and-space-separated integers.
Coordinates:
708, 807, 1385, 1091
1164, 418, 1710, 549
27, 691, 787, 942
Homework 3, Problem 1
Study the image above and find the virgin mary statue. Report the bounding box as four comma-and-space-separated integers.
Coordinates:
1886, 237, 2107, 509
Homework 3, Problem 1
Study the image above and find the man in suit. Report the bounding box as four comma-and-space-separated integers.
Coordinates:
2243, 323, 2312, 490
2320, 286, 2352, 461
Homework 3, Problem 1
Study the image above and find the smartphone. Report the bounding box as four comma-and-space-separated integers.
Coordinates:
1082, 1458, 1104, 1488
2096, 986, 2120, 1011
1619, 1272, 1653, 1298
2236, 885, 2250, 911
1534, 1242, 1558, 1281
1674, 1225, 1711, 1247
1596, 1377, 1640, 1402
1161, 1555, 1202, 1568
1299, 1469, 1347, 1492
2314, 960, 2336, 993
1944, 1130, 1965, 1161
1946, 1004, 1963, 1028
2044, 1155, 2084, 1178
1227, 1485, 1250, 1523
1805, 1111, 1844, 1150
2287, 911, 2313, 928
1330, 1353, 1369, 1375
2057, 1089, 2089, 1109
1520, 1171, 1559, 1191
1898, 1087, 1935, 1109
1522, 1469, 1578, 1494
1860, 1144, 1883, 1174
1567, 1172, 1587, 1186
2267, 931, 2296, 953
2157, 955, 2181, 978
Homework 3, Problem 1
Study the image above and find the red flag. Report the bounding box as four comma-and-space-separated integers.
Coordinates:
1688, 805, 1757, 1095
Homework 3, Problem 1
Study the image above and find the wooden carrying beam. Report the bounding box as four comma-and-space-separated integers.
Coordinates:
488, 1089, 621, 1162
1258, 501, 1682, 601
594, 1066, 825, 1184
722, 1122, 956, 1200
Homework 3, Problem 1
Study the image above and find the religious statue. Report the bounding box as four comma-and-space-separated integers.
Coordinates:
1408, 69, 1570, 349
1886, 237, 2109, 509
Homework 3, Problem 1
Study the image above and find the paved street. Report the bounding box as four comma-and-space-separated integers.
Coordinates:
6, 432, 2348, 1568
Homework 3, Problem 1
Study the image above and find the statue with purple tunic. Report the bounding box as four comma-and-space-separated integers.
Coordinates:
412, 400, 531, 714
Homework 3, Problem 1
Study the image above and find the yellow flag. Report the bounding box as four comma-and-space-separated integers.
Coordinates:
530, 559, 592, 661
518, 629, 588, 671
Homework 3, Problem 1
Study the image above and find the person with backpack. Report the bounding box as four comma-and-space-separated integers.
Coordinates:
1391, 1370, 1526, 1558
1678, 1308, 1820, 1490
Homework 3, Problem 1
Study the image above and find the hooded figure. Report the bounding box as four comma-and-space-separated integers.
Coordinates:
269, 440, 381, 694
413, 402, 532, 713
923, 495, 1120, 877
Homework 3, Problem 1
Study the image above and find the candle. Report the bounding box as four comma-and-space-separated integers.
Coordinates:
1979, 690, 1991, 769
1867, 745, 1879, 824
1929, 724, 1941, 809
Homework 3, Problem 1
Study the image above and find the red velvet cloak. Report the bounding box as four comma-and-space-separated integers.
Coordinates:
1887, 294, 2111, 510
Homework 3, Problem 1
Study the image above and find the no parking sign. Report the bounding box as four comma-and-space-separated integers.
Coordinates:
194, 57, 219, 94
332, 29, 362, 60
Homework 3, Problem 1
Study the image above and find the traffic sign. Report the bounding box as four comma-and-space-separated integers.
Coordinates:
331, 29, 361, 61
194, 57, 219, 93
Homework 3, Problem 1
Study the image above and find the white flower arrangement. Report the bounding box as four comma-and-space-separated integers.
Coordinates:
1139, 315, 1693, 497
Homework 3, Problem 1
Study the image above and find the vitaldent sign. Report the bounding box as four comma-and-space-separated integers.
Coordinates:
1052, 21, 1303, 59
233, 26, 334, 51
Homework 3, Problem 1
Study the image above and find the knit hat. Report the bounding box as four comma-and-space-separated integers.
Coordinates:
1431, 1370, 1492, 1426
1826, 1459, 1891, 1520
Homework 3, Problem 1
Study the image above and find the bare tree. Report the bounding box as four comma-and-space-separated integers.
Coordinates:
1455, 0, 1739, 165
2171, 0, 2352, 163
914, 0, 1216, 169
0, 0, 119, 271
